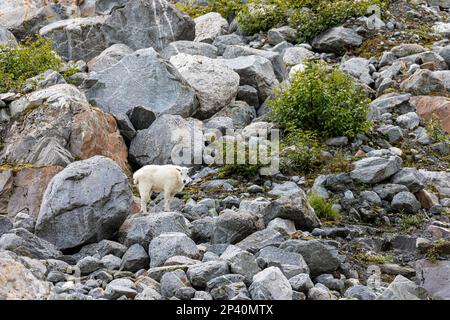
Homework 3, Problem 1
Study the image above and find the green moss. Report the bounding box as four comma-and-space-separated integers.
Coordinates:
426, 240, 450, 263
308, 193, 340, 221
352, 252, 394, 265
0, 163, 39, 173
398, 213, 426, 232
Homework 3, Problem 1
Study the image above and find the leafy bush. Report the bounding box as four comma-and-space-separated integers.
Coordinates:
289, 0, 389, 42
308, 193, 340, 221
269, 61, 371, 138
173, 0, 242, 19
236, 0, 288, 34
0, 36, 62, 93
280, 129, 323, 174
215, 139, 269, 179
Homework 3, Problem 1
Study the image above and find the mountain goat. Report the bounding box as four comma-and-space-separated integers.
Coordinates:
133, 165, 191, 213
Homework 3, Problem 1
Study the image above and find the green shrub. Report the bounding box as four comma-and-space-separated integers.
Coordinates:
289, 0, 389, 42
236, 0, 288, 34
0, 36, 62, 93
173, 0, 242, 19
308, 193, 340, 221
280, 129, 323, 174
269, 60, 372, 138
215, 139, 268, 179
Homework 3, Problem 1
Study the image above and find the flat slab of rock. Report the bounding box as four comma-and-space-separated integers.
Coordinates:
312, 27, 363, 54
351, 156, 403, 184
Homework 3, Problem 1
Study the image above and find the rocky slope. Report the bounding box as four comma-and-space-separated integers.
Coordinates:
0, 0, 449, 300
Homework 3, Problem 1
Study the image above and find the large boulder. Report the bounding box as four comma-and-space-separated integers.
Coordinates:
87, 43, 134, 72
400, 69, 446, 95
187, 261, 230, 288
369, 93, 413, 119
128, 114, 203, 166
2, 84, 129, 173
255, 246, 309, 278
377, 275, 428, 300
222, 55, 279, 102
391, 168, 426, 193
418, 170, 450, 198
0, 166, 62, 218
391, 191, 421, 214
212, 210, 260, 244
248, 267, 293, 300
273, 194, 321, 231
223, 45, 286, 81
279, 239, 341, 277
103, 0, 195, 50
0, 26, 18, 46
11, 3, 80, 40
148, 232, 200, 267
40, 16, 109, 62
35, 156, 132, 250
411, 96, 450, 134
118, 212, 191, 248
170, 54, 240, 119
194, 12, 228, 44
340, 57, 374, 86
416, 259, 450, 300
85, 48, 198, 118
0, 250, 51, 300
40, 0, 195, 61
351, 156, 403, 184
312, 27, 363, 54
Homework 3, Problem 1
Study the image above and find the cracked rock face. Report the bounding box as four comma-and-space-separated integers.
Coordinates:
35, 156, 133, 250
84, 48, 198, 118
40, 0, 195, 61
1, 84, 129, 174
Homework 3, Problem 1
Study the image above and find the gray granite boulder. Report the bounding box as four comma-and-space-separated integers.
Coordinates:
35, 156, 132, 250
85, 48, 198, 118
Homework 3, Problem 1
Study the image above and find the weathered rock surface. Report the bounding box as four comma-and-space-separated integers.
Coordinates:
0, 250, 51, 300
170, 53, 240, 119
2, 85, 129, 173
128, 114, 203, 166
35, 156, 132, 250
85, 48, 198, 118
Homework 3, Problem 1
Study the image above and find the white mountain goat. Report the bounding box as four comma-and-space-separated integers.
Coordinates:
133, 165, 191, 213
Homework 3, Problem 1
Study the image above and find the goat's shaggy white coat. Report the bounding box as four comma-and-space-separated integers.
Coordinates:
133, 165, 191, 213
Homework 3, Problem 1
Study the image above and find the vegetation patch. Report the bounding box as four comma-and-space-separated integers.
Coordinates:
352, 252, 394, 265
270, 61, 372, 138
425, 240, 450, 263
308, 193, 340, 221
398, 213, 426, 232
0, 36, 63, 93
